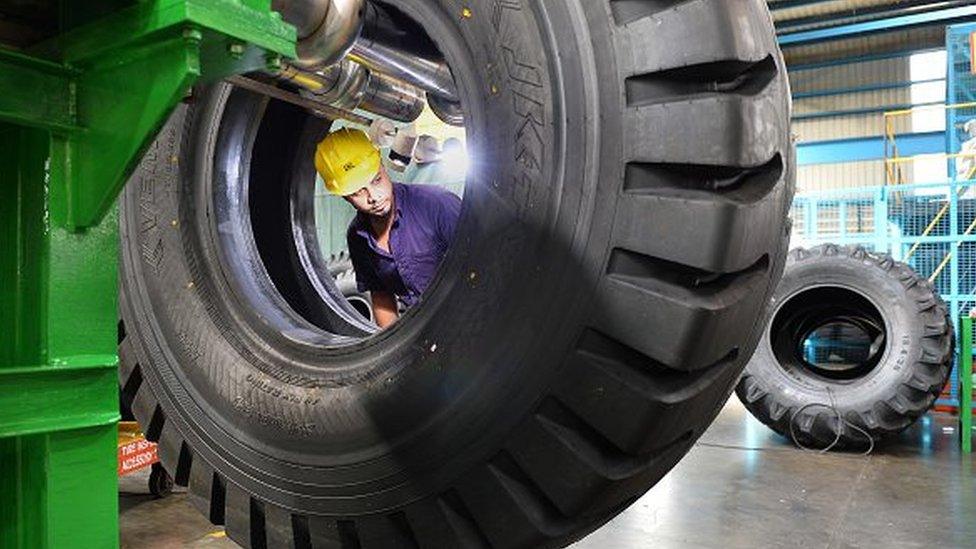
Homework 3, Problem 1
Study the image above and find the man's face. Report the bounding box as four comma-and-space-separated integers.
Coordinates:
344, 166, 394, 218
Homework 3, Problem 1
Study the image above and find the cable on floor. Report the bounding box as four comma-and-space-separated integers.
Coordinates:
788, 387, 875, 457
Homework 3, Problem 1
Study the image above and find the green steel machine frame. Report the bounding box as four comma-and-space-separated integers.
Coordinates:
961, 315, 973, 453
0, 2, 295, 546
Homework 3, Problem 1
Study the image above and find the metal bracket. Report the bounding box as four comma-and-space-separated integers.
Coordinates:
18, 0, 296, 230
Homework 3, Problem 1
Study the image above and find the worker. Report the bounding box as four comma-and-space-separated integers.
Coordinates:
403, 134, 445, 185
315, 128, 461, 328
367, 118, 397, 150
959, 119, 976, 199
414, 134, 443, 166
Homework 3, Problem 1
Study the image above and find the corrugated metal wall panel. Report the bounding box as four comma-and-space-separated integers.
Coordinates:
772, 0, 902, 21
794, 89, 910, 115
788, 40, 948, 193
783, 27, 945, 66
797, 160, 886, 192
790, 55, 916, 142
789, 57, 910, 93
794, 114, 912, 141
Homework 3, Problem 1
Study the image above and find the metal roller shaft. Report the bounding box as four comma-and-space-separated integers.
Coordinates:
270, 0, 463, 125
349, 0, 461, 113
349, 1, 463, 122
348, 39, 458, 103
271, 0, 365, 69
275, 60, 426, 123
360, 70, 430, 123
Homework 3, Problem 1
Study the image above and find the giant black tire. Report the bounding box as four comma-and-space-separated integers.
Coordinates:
736, 245, 954, 448
118, 1, 793, 547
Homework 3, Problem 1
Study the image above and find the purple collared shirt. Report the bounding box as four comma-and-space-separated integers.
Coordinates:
347, 183, 461, 307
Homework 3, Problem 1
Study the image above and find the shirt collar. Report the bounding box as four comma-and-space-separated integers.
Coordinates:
392, 182, 405, 225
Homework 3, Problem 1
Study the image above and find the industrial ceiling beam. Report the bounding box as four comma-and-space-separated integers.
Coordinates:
768, 0, 835, 11
776, 0, 976, 34
778, 4, 976, 45
797, 132, 945, 165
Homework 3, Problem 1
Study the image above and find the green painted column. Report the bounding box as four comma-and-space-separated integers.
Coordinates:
0, 1, 296, 545
961, 316, 972, 454
0, 428, 119, 548
0, 125, 118, 548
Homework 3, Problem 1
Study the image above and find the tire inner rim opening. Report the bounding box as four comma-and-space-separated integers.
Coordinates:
210, 9, 467, 350
769, 286, 887, 381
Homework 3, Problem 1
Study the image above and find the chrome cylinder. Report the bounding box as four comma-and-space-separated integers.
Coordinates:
349, 38, 458, 103
272, 0, 365, 70
275, 60, 425, 123
270, 0, 461, 125
427, 92, 465, 127
270, 0, 330, 39
360, 71, 427, 123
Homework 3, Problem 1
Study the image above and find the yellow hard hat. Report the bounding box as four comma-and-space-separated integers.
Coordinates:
315, 128, 382, 196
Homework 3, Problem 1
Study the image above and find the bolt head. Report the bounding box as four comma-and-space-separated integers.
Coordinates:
265, 53, 283, 72
228, 42, 246, 59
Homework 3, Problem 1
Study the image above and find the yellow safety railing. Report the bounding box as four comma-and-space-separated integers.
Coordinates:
884, 101, 976, 187
883, 103, 976, 279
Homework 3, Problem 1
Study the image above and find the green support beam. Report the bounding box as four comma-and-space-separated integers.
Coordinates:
0, 427, 119, 548
0, 51, 77, 133
0, 121, 119, 549
0, 359, 119, 439
0, 0, 296, 546
50, 32, 203, 230
961, 316, 972, 454
25, 0, 295, 230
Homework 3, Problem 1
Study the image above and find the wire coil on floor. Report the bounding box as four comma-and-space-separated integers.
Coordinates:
788, 387, 875, 456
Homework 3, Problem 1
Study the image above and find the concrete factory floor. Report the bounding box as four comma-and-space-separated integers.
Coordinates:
120, 399, 976, 548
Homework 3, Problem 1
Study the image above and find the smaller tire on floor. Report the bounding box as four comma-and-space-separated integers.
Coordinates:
736, 244, 954, 447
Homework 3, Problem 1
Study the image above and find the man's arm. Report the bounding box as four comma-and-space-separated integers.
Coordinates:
371, 291, 399, 328
348, 224, 396, 327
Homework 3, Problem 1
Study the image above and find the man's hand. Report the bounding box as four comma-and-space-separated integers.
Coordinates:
371, 291, 399, 328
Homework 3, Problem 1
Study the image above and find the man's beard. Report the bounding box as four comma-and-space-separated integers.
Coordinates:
366, 197, 394, 225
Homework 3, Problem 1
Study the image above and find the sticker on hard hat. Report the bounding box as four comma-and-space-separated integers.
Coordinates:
342, 162, 356, 172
